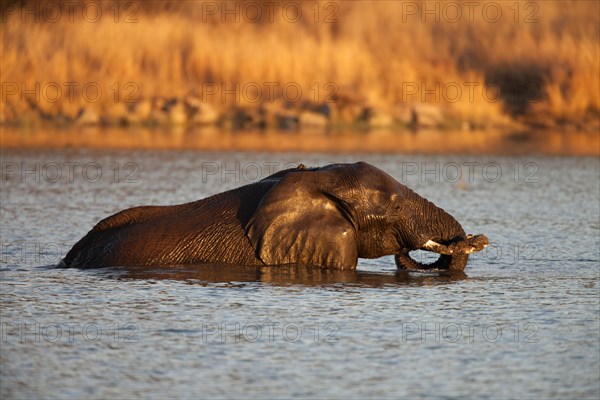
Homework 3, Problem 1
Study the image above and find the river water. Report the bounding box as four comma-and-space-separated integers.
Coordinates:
1, 149, 599, 399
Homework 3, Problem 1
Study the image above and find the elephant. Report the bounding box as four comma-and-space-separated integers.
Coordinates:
60, 162, 488, 271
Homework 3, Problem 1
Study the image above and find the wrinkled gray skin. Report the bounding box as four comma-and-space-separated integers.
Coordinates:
61, 162, 488, 271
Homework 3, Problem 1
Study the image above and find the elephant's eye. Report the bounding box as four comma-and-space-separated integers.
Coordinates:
387, 202, 401, 213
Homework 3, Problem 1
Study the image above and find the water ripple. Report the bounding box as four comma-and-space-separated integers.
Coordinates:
1, 150, 599, 399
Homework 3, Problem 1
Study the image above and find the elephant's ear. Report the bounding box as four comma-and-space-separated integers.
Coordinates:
245, 170, 358, 269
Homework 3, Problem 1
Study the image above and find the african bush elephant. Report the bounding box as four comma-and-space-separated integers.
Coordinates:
61, 162, 488, 271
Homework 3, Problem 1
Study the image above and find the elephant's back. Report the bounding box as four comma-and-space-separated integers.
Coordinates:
153, 192, 261, 265
94, 204, 184, 231
63, 178, 278, 268
172, 181, 279, 265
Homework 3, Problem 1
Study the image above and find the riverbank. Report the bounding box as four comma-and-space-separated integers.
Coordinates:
3, 91, 599, 135
1, 127, 598, 156
1, 1, 599, 132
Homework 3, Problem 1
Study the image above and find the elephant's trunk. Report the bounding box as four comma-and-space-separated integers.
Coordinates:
394, 192, 479, 271
395, 251, 469, 271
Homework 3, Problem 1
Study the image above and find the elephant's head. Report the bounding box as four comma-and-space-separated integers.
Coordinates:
246, 162, 488, 271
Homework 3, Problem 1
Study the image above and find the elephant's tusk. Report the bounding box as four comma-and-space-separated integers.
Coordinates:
421, 240, 454, 255
421, 235, 489, 255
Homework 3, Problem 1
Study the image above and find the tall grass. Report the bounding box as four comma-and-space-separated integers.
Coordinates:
1, 0, 598, 128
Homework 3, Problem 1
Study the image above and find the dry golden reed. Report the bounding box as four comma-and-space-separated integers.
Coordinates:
1, 0, 598, 128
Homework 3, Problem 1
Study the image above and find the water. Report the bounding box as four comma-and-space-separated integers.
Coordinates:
1, 149, 599, 399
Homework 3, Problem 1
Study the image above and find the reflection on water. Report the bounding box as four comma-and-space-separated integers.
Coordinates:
1, 126, 599, 155
1, 149, 599, 399
107, 264, 468, 287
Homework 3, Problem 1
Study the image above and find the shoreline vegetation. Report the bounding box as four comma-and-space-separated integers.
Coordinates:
1, 1, 599, 138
